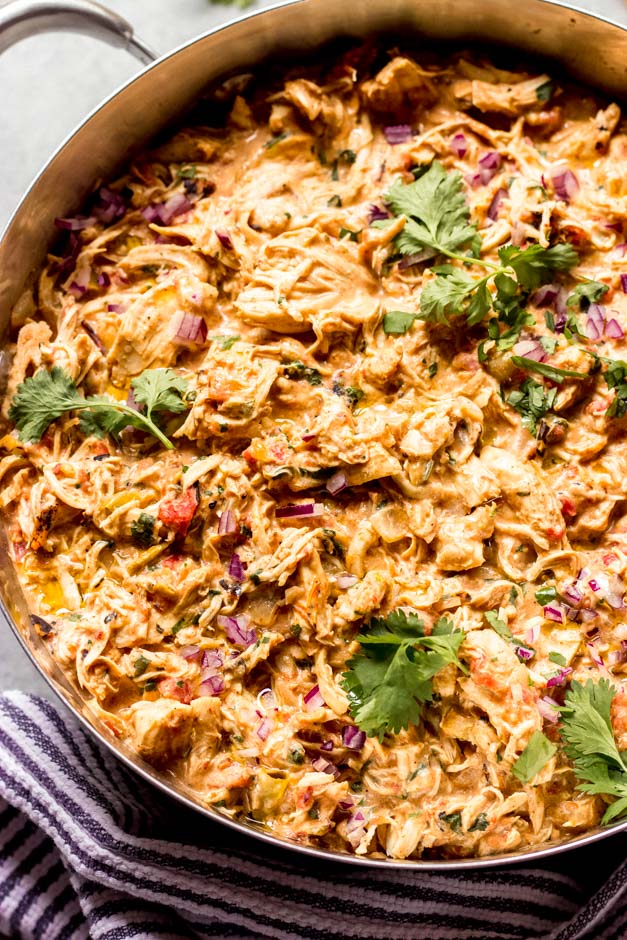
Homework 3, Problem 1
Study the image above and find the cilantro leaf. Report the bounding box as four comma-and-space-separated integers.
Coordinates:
559, 679, 627, 823
512, 731, 557, 784
567, 280, 609, 311
511, 356, 588, 384
382, 311, 417, 334
498, 243, 579, 291
8, 367, 188, 450
419, 266, 478, 323
341, 609, 465, 739
131, 368, 189, 419
600, 356, 627, 418
535, 584, 558, 605
385, 161, 480, 259
8, 367, 85, 442
484, 610, 513, 642
507, 379, 557, 435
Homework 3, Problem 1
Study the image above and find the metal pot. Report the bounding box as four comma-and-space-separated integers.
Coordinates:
1, 0, 626, 869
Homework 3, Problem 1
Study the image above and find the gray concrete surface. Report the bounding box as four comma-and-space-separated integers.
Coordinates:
0, 0, 625, 695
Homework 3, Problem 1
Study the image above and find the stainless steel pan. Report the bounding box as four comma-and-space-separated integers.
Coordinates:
1, 0, 626, 869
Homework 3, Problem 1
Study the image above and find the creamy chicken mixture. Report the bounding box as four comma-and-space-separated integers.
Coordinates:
1, 45, 627, 860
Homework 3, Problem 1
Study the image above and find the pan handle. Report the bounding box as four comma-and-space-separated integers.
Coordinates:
0, 0, 157, 64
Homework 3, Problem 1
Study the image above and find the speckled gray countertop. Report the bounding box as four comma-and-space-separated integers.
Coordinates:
0, 0, 625, 695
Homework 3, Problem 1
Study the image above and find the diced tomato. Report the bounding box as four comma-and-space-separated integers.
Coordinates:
546, 525, 565, 541
560, 497, 577, 518
158, 678, 192, 704
242, 447, 258, 469
163, 553, 184, 569
603, 553, 619, 566
158, 487, 199, 536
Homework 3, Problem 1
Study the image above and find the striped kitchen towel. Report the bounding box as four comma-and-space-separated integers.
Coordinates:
0, 692, 626, 940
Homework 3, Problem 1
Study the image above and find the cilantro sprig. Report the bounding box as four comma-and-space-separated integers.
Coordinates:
341, 609, 465, 739
507, 380, 557, 435
559, 679, 627, 824
380, 161, 578, 328
9, 366, 189, 450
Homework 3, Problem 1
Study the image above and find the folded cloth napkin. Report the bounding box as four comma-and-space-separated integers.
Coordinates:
0, 692, 626, 940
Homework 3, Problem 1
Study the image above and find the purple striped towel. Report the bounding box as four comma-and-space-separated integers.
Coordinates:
0, 692, 626, 940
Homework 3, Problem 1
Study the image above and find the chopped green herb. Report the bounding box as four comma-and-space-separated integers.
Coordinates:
549, 651, 568, 666
535, 584, 558, 605
327, 194, 342, 207
382, 310, 417, 335
428, 362, 438, 379
339, 227, 360, 242
468, 812, 489, 832
284, 360, 323, 386
535, 80, 554, 103
439, 811, 463, 833
512, 731, 556, 784
264, 132, 288, 149
130, 513, 156, 548
567, 280, 609, 311
485, 610, 514, 642
209, 334, 240, 350
511, 356, 588, 385
507, 379, 557, 435
133, 655, 150, 678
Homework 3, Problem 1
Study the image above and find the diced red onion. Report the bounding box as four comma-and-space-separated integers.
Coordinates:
383, 124, 413, 145
198, 674, 224, 696
585, 303, 606, 340
304, 684, 325, 710
217, 614, 257, 648
93, 187, 126, 223
513, 338, 547, 362
515, 645, 535, 661
337, 573, 358, 590
487, 188, 507, 222
256, 717, 273, 741
450, 133, 468, 158
173, 311, 207, 346
142, 193, 192, 226
538, 696, 560, 724
621, 274, 627, 294
326, 470, 348, 496
218, 509, 237, 536
478, 151, 501, 184
606, 317, 625, 339
368, 204, 390, 223
579, 608, 598, 622
530, 284, 559, 308
544, 604, 564, 623
228, 552, 245, 582
586, 625, 601, 640
80, 320, 105, 353
257, 687, 275, 710
606, 577, 625, 609
546, 666, 573, 688
342, 726, 366, 750
107, 303, 124, 314
525, 623, 540, 645
97, 271, 110, 288
201, 649, 223, 670
562, 583, 582, 606
312, 756, 336, 775
607, 643, 627, 666
346, 811, 367, 847
55, 215, 96, 231
338, 798, 355, 811
564, 606, 581, 623
588, 578, 600, 592
320, 740, 334, 751
180, 644, 201, 661
216, 230, 234, 250
586, 642, 608, 674
301, 432, 317, 442
551, 167, 579, 202
276, 502, 324, 519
